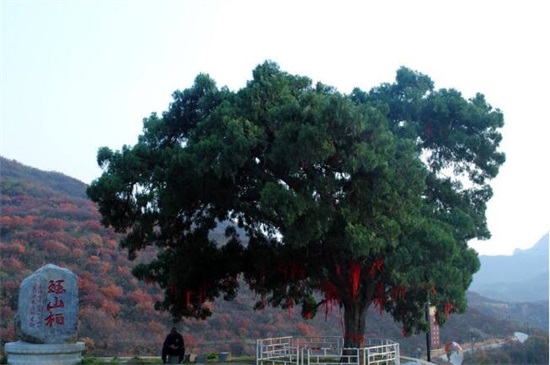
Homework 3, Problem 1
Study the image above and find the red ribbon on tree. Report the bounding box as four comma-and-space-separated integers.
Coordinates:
286, 298, 294, 317
372, 282, 385, 315
321, 279, 339, 320
345, 332, 365, 347
350, 261, 363, 299
368, 258, 384, 277
392, 285, 406, 300
278, 261, 306, 280
445, 302, 453, 318
425, 123, 433, 138
185, 290, 191, 309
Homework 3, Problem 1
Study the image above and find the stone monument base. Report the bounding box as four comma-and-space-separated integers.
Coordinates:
5, 341, 85, 365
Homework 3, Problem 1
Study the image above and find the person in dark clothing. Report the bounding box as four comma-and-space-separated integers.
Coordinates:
162, 327, 185, 364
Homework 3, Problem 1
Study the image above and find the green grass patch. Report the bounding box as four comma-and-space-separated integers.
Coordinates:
80, 354, 256, 364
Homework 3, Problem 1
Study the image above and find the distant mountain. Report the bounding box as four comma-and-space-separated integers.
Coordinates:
0, 157, 547, 358
471, 234, 549, 302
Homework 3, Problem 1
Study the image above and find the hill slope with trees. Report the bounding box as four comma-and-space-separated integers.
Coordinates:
0, 157, 546, 359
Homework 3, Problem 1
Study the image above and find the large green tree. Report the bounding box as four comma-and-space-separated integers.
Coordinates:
87, 61, 505, 347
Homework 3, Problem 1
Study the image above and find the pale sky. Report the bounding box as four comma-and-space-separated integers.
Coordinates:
1, 0, 549, 256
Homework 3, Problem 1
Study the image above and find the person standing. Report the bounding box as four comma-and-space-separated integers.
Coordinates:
162, 327, 185, 364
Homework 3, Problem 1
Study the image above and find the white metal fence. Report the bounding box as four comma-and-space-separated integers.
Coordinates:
256, 336, 400, 365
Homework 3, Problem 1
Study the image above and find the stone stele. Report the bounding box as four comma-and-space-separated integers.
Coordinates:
14, 264, 79, 344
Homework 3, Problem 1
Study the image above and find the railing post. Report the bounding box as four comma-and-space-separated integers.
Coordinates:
395, 342, 400, 365
256, 339, 260, 365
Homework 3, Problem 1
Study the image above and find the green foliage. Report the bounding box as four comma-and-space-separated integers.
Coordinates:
87, 61, 505, 347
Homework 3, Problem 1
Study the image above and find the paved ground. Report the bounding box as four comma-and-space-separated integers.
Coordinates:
93, 357, 435, 365
94, 357, 254, 364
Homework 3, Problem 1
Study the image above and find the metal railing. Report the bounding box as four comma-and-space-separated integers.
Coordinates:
256, 336, 400, 365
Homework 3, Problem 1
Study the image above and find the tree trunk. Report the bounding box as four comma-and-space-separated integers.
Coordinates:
342, 298, 368, 348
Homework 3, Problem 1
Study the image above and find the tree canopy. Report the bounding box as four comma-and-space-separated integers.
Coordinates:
87, 61, 505, 347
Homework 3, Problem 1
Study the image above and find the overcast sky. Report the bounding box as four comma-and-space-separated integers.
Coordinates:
1, 1, 549, 256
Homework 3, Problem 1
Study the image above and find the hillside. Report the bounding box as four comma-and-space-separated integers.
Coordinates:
0, 157, 546, 358
0, 157, 88, 199
0, 158, 171, 355
466, 292, 548, 332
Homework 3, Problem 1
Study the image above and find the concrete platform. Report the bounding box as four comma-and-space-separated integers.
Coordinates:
5, 340, 85, 365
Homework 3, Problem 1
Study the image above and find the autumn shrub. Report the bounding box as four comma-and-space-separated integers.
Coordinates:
81, 336, 95, 355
